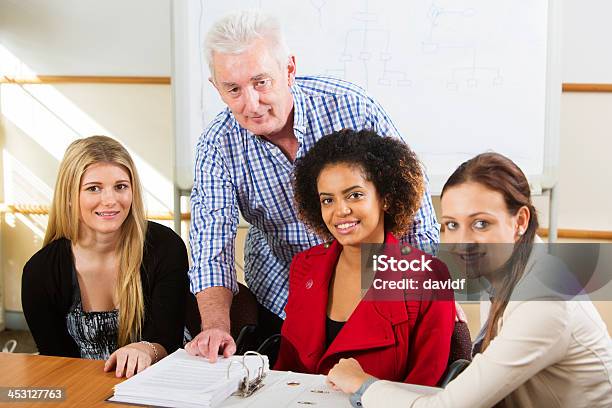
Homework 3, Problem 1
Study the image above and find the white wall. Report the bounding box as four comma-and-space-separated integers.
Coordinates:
0, 0, 171, 76
556, 93, 612, 230
562, 0, 612, 83
540, 0, 612, 231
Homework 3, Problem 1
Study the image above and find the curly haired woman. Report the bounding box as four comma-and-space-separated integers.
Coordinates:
274, 129, 456, 386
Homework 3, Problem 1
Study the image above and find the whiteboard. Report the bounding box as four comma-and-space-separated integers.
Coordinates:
172, 0, 561, 193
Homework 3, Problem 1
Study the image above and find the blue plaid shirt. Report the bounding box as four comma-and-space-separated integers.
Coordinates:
189, 76, 439, 318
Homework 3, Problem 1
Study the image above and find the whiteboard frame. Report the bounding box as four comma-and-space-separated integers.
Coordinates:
171, 0, 205, 191
170, 0, 562, 234
540, 0, 562, 192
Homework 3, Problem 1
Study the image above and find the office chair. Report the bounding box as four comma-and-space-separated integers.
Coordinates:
438, 321, 472, 387
438, 359, 471, 388
231, 282, 260, 355
256, 333, 281, 356
448, 320, 472, 362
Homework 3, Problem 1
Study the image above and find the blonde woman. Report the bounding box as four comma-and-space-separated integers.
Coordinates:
22, 136, 192, 378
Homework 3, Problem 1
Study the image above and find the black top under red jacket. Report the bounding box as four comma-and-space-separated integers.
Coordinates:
22, 221, 197, 357
275, 232, 456, 386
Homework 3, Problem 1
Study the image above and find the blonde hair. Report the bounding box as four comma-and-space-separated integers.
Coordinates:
44, 135, 148, 347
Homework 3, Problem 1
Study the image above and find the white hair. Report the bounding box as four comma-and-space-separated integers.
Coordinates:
204, 10, 290, 81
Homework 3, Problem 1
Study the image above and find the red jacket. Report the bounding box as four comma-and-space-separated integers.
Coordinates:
274, 232, 455, 386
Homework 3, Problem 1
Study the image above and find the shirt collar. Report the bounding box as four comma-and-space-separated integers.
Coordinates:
290, 82, 308, 136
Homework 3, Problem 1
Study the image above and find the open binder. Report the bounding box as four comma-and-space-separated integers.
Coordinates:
227, 351, 267, 398
109, 349, 440, 407
109, 349, 269, 408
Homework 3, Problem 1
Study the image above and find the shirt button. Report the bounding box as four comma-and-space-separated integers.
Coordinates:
401, 245, 412, 255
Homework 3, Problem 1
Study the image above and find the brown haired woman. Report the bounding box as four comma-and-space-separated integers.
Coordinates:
22, 136, 194, 378
328, 152, 612, 407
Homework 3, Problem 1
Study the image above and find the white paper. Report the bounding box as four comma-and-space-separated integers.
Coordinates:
111, 349, 268, 408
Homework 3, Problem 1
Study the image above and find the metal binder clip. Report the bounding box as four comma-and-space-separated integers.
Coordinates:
226, 351, 267, 398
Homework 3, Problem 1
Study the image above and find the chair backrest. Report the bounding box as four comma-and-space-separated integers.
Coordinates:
230, 282, 259, 339
230, 283, 260, 354
256, 334, 281, 356
437, 321, 472, 387
183, 282, 259, 342
438, 359, 471, 388
448, 321, 472, 363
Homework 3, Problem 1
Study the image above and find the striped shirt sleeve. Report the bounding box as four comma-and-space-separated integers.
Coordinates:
188, 133, 239, 295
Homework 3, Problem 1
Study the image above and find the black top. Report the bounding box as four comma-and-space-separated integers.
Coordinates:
22, 221, 197, 358
325, 316, 346, 349
66, 266, 119, 360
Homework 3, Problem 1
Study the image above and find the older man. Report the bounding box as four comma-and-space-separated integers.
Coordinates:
186, 10, 439, 361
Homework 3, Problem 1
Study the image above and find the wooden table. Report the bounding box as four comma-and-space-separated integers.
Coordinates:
0, 353, 441, 407
0, 352, 130, 407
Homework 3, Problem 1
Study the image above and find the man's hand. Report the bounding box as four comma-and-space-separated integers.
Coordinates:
327, 358, 372, 394
185, 327, 236, 362
185, 287, 235, 362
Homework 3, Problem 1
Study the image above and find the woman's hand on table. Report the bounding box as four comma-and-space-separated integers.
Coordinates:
327, 358, 373, 394
104, 341, 162, 378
